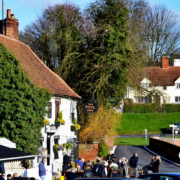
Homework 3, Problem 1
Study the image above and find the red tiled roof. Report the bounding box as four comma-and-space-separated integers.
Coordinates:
145, 66, 180, 86
0, 35, 81, 98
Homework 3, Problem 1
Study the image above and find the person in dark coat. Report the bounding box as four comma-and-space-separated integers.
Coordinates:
106, 151, 116, 162
83, 165, 94, 178
0, 172, 5, 180
62, 152, 71, 171
92, 159, 100, 173
112, 169, 121, 177
66, 172, 78, 180
129, 153, 138, 168
153, 155, 161, 173
0, 163, 5, 173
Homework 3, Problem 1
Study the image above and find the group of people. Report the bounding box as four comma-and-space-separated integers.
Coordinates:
38, 150, 161, 180
62, 150, 161, 179
0, 172, 18, 180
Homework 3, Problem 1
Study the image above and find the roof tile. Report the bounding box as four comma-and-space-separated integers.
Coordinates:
0, 35, 81, 99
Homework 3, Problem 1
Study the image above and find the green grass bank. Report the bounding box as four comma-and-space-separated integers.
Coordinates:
114, 136, 180, 146
116, 113, 180, 135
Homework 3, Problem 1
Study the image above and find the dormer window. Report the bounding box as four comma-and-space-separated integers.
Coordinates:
141, 83, 150, 88
176, 83, 180, 88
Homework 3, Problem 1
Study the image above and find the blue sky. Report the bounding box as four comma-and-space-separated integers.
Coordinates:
3, 0, 180, 31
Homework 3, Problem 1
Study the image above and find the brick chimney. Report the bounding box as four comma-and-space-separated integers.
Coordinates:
162, 56, 169, 69
0, 9, 19, 39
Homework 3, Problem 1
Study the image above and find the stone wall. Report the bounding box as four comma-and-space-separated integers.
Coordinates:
104, 137, 114, 149
149, 137, 180, 163
78, 142, 98, 161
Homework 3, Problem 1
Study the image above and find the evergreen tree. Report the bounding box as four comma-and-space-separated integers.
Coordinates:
0, 44, 51, 154
62, 0, 130, 106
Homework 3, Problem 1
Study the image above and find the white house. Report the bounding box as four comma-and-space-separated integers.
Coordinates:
126, 56, 180, 105
0, 9, 81, 178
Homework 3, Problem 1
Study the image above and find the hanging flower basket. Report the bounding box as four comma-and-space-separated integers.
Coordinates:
54, 142, 77, 152
43, 119, 49, 126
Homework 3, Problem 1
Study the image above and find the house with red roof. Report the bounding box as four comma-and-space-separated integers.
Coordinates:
126, 55, 180, 105
0, 9, 80, 178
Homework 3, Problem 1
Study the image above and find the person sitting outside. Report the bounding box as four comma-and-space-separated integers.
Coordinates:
76, 163, 83, 171
97, 161, 107, 177
112, 169, 121, 177
13, 173, 18, 177
66, 170, 78, 180
0, 172, 5, 180
7, 174, 12, 180
83, 165, 94, 178
75, 158, 84, 169
92, 159, 101, 174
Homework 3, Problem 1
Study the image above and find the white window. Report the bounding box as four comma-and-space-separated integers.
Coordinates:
176, 83, 180, 88
175, 97, 180, 102
134, 96, 149, 103
141, 83, 150, 88
163, 86, 167, 90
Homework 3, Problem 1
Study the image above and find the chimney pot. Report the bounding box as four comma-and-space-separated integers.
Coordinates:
162, 56, 169, 69
7, 9, 11, 18
11, 14, 14, 18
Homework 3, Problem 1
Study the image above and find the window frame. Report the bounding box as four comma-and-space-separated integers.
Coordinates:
47, 102, 52, 118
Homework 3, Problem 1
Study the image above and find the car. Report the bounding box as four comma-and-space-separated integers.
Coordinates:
76, 178, 141, 180
139, 173, 180, 180
173, 122, 180, 133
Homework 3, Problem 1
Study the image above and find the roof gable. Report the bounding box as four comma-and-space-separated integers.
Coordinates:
140, 77, 151, 84
0, 35, 80, 99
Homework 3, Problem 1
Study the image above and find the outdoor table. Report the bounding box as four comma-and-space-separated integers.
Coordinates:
63, 170, 84, 178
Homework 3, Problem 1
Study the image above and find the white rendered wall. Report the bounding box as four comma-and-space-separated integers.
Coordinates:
5, 97, 79, 178
127, 77, 180, 104
41, 97, 78, 173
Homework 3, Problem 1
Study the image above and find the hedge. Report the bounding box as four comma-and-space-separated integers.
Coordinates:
124, 98, 156, 113
163, 104, 180, 113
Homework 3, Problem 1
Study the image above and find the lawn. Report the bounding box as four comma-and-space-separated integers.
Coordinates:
114, 137, 150, 146
114, 136, 180, 146
116, 113, 180, 135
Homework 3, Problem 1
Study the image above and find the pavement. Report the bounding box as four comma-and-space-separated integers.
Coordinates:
115, 145, 180, 173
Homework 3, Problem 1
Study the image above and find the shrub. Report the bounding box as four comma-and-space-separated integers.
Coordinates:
79, 105, 121, 143
124, 98, 156, 113
98, 141, 109, 158
163, 104, 180, 113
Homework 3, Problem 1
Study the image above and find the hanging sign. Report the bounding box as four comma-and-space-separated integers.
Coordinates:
84, 103, 97, 112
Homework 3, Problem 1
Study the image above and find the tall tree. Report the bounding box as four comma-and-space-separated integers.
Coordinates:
0, 44, 51, 154
127, 1, 180, 66
60, 0, 130, 106
19, 3, 84, 71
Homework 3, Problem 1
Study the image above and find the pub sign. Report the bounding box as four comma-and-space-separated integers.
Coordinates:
84, 103, 97, 112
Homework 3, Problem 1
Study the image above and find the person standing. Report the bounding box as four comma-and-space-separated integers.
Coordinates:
39, 157, 47, 180
106, 151, 116, 162
129, 153, 138, 168
153, 155, 161, 173
0, 163, 5, 173
62, 152, 71, 171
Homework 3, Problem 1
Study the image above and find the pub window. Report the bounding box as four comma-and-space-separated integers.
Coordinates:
47, 102, 52, 118
40, 137, 44, 146
54, 136, 60, 159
